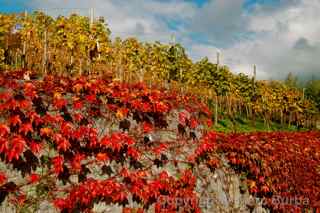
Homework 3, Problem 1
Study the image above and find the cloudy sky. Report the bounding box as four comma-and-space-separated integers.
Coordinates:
1, 0, 320, 80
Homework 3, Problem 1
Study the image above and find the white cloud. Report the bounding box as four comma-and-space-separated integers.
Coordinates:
186, 0, 320, 79
28, 0, 194, 43
225, 0, 320, 79
189, 0, 249, 46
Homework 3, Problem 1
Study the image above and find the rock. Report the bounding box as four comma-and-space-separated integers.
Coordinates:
194, 164, 270, 213
0, 104, 271, 213
36, 201, 57, 213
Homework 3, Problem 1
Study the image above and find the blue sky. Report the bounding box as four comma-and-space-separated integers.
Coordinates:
1, 0, 319, 80
0, 0, 30, 13
0, 0, 278, 13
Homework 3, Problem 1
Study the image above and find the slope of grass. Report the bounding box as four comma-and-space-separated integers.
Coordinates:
212, 115, 308, 133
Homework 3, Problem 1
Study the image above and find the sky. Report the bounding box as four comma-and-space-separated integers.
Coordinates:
1, 0, 320, 80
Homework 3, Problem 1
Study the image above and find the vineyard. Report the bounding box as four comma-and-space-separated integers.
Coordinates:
0, 11, 320, 213
0, 12, 319, 129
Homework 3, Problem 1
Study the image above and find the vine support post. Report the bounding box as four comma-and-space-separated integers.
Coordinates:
5, 30, 9, 71
97, 40, 101, 60
79, 59, 83, 76
288, 112, 292, 127
43, 30, 47, 75
252, 64, 257, 127
15, 52, 18, 69
22, 10, 27, 69
215, 95, 218, 126
90, 8, 95, 27
22, 41, 26, 68
139, 69, 144, 82
119, 55, 123, 83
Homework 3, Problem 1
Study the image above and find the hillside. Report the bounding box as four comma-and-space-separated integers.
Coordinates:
0, 12, 319, 131
0, 71, 318, 213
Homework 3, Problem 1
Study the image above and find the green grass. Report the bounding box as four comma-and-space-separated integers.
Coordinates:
211, 115, 307, 133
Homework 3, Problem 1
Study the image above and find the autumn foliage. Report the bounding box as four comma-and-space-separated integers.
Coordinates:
0, 70, 319, 212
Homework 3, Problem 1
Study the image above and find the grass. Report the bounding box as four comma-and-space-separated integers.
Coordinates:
211, 115, 307, 133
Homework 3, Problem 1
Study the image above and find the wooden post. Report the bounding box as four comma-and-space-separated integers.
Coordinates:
215, 95, 218, 126
22, 41, 26, 69
289, 112, 292, 127
302, 88, 305, 100
43, 30, 47, 74
90, 8, 95, 27
43, 8, 49, 74
252, 64, 256, 126
139, 69, 144, 82
15, 52, 18, 69
119, 55, 123, 83
5, 32, 8, 70
22, 10, 27, 69
216, 51, 220, 73
215, 51, 220, 126
96, 40, 101, 60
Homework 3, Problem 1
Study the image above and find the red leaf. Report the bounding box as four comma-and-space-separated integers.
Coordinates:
60, 122, 74, 136
159, 171, 169, 180
136, 208, 144, 213
101, 135, 111, 146
18, 99, 32, 110
122, 208, 132, 213
96, 153, 109, 162
189, 117, 198, 129
127, 147, 140, 160
0, 91, 12, 101
29, 141, 42, 154
52, 156, 64, 175
0, 124, 10, 137
85, 94, 96, 103
27, 111, 42, 126
71, 154, 85, 171
152, 143, 168, 155
19, 122, 33, 135
0, 138, 8, 153
7, 136, 25, 162
53, 198, 68, 210
9, 115, 22, 126
142, 122, 153, 133
14, 193, 26, 205
154, 101, 169, 112
28, 173, 40, 184
206, 119, 213, 127
53, 98, 67, 109
73, 100, 83, 110
141, 102, 152, 112
0, 172, 6, 185
53, 134, 70, 152
73, 113, 83, 122
179, 111, 188, 126
40, 127, 53, 138
23, 82, 37, 99
116, 108, 129, 119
